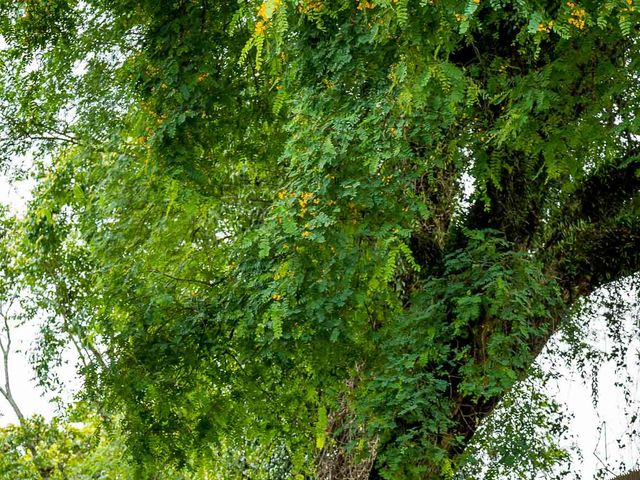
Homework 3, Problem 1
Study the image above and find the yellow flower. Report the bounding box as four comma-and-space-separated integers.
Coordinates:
255, 20, 267, 35
357, 0, 375, 10
299, 0, 324, 14
272, 293, 283, 301
257, 3, 268, 20
302, 230, 311, 238
537, 22, 550, 33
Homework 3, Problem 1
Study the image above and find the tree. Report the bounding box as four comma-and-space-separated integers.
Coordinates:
0, 0, 639, 478
0, 415, 137, 480
0, 209, 129, 479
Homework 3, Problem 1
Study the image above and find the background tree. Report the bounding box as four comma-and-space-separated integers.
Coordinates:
0, 209, 123, 480
0, 0, 639, 478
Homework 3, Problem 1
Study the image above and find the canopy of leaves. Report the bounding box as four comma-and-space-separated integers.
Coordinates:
0, 0, 640, 478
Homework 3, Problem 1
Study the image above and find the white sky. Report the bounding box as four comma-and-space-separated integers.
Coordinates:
0, 176, 56, 422
548, 319, 640, 478
0, 176, 80, 424
0, 175, 639, 478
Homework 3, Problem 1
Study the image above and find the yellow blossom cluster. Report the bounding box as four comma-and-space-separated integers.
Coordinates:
298, 0, 324, 14
255, 0, 282, 35
257, 2, 268, 19
623, 0, 636, 12
357, 0, 375, 10
381, 174, 393, 185
274, 190, 338, 239
276, 190, 329, 216
255, 20, 267, 35
273, 265, 289, 280
272, 293, 283, 301
566, 1, 586, 29
298, 192, 314, 217
537, 20, 554, 33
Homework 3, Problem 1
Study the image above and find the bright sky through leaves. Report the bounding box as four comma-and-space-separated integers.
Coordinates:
1, 172, 638, 478
1, 1, 640, 478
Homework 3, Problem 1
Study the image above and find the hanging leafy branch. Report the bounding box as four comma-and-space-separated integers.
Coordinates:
0, 0, 640, 478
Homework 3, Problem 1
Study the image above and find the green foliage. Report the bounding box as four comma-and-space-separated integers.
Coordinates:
0, 0, 640, 478
459, 375, 576, 480
0, 416, 133, 480
357, 230, 562, 476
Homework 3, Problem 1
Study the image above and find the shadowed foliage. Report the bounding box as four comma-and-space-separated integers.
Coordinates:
0, 0, 639, 478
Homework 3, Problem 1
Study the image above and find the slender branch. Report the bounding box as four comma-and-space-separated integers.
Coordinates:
55, 283, 108, 371
151, 268, 225, 288
0, 299, 25, 423
224, 349, 271, 397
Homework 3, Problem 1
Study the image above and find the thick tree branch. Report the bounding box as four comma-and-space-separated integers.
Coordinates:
445, 161, 640, 463
543, 154, 640, 299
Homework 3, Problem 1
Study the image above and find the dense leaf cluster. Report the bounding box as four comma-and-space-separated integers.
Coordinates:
0, 0, 639, 478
